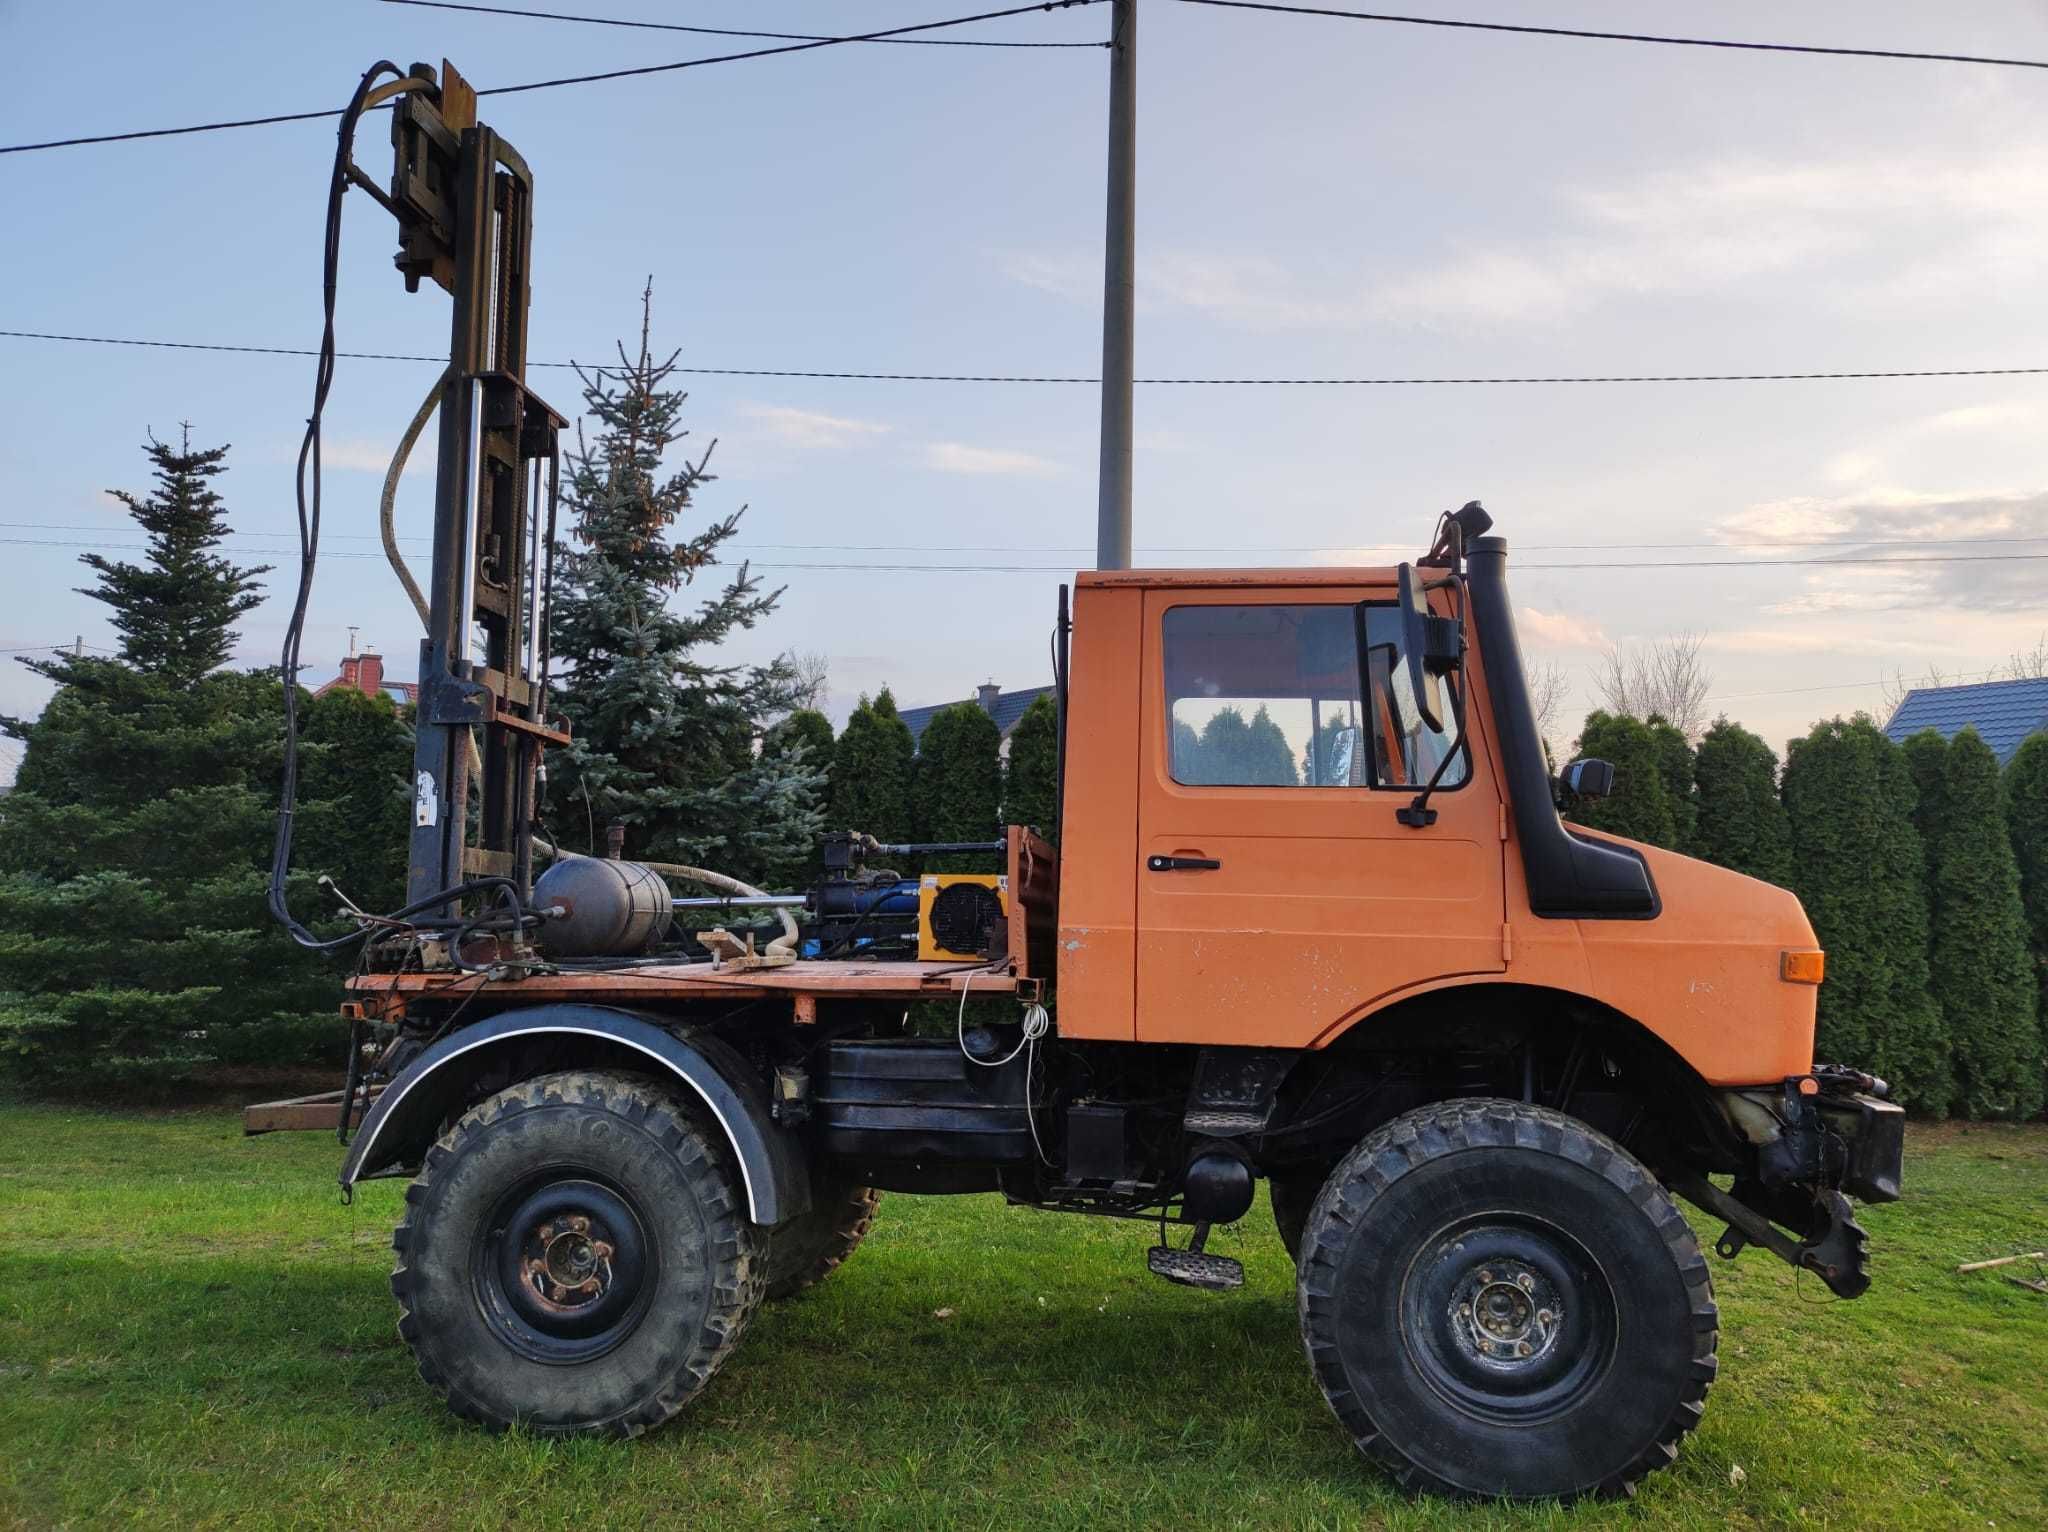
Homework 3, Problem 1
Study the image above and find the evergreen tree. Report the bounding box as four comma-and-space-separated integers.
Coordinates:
1690, 718, 1791, 885
763, 708, 835, 781
1566, 711, 1677, 847
756, 708, 835, 888
295, 685, 411, 913
1646, 715, 1698, 853
2005, 734, 2048, 1106
0, 664, 341, 1088
1179, 705, 1299, 786
0, 431, 417, 1092
831, 688, 916, 841
1901, 729, 1951, 894
1926, 729, 2041, 1119
1781, 717, 1950, 1114
79, 429, 268, 684
545, 284, 821, 882
914, 701, 1003, 869
1003, 693, 1060, 841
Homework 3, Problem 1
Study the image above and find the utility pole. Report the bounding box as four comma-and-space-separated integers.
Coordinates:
1095, 0, 1136, 571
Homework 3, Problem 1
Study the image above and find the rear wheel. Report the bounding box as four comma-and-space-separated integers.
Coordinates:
766, 1177, 881, 1300
1297, 1099, 1717, 1499
391, 1069, 765, 1436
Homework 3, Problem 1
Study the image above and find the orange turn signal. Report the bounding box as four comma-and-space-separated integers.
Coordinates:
1780, 950, 1826, 985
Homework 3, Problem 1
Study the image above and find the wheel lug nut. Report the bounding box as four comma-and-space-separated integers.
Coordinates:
1517, 1273, 1534, 1291
1516, 1341, 1532, 1357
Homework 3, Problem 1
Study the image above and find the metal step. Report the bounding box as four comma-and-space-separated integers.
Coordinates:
1147, 1244, 1244, 1291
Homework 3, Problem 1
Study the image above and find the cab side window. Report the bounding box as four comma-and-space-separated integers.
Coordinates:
1161, 603, 1465, 790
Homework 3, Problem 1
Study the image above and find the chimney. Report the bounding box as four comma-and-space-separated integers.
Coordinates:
336, 653, 362, 692
976, 681, 1001, 715
357, 649, 384, 697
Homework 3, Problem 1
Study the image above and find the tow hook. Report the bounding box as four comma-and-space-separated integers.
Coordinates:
1669, 1173, 1872, 1300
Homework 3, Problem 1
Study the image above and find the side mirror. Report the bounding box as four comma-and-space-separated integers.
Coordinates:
1560, 758, 1615, 800
1395, 563, 1462, 732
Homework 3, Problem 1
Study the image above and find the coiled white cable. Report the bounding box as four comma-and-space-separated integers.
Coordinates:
957, 971, 1049, 1068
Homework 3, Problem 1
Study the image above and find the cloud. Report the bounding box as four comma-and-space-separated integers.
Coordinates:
995, 144, 2048, 331
1713, 488, 2048, 614
922, 442, 1061, 477
1519, 607, 1608, 650
320, 438, 430, 478
737, 403, 889, 450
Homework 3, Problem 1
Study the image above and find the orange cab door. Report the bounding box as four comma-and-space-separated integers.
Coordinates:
1133, 586, 1506, 1048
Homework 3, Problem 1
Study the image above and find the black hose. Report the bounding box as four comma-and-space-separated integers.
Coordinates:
268, 60, 403, 951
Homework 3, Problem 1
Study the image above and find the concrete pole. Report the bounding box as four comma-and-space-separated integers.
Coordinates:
1095, 0, 1136, 571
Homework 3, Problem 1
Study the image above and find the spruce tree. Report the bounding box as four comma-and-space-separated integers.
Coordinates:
1690, 718, 1791, 885
545, 284, 821, 881
763, 708, 835, 781
1003, 693, 1060, 841
80, 428, 268, 683
0, 431, 419, 1092
1646, 715, 1698, 853
1926, 729, 2041, 1119
1781, 717, 1950, 1113
914, 701, 1003, 869
831, 688, 916, 841
2005, 734, 2048, 1104
1566, 711, 1677, 847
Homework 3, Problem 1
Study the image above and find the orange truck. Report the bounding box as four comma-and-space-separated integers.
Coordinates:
273, 504, 1901, 1501
264, 69, 1899, 1500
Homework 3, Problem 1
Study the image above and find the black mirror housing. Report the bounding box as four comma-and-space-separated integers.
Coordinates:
1560, 758, 1615, 800
1395, 563, 1450, 732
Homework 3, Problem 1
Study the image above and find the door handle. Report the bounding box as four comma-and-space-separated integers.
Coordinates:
1148, 854, 1221, 872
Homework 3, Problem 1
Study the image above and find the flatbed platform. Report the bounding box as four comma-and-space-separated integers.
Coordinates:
347, 957, 1022, 1011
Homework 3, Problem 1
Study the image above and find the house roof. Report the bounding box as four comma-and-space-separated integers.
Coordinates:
899, 685, 1054, 746
1884, 676, 2048, 765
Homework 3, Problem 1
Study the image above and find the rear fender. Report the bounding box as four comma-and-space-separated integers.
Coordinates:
339, 1004, 808, 1225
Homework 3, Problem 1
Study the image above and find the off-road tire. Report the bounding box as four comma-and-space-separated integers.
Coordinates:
1297, 1099, 1717, 1500
1269, 1169, 1325, 1263
765, 1177, 881, 1301
390, 1069, 765, 1436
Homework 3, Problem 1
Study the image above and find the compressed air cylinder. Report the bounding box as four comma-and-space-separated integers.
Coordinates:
532, 857, 674, 958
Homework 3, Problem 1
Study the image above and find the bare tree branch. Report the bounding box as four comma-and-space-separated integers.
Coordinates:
780, 649, 831, 712
1526, 658, 1571, 761
1590, 632, 1712, 738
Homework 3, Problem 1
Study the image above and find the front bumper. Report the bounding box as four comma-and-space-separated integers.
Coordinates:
1679, 1072, 1905, 1299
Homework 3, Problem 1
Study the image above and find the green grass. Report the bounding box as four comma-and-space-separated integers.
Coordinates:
0, 1106, 2044, 1530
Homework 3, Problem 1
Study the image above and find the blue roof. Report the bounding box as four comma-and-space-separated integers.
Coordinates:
1884, 676, 2048, 765
899, 685, 1054, 747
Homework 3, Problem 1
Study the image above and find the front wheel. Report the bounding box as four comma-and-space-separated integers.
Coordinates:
1297, 1099, 1717, 1500
390, 1069, 765, 1436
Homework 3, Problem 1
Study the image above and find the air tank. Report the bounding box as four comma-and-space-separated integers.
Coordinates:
532, 857, 674, 958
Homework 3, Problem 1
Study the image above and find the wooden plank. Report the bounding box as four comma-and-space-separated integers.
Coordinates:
348, 959, 1016, 1007
243, 1084, 384, 1136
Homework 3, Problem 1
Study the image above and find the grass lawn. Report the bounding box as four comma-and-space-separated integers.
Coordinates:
1, 1105, 2044, 1530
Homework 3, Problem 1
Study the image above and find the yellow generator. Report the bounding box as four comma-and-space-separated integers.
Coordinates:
917, 874, 1008, 961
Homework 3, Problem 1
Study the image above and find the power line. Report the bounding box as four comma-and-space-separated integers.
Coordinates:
380, 0, 1106, 48
9, 522, 2048, 557
0, 1, 1106, 154
8, 330, 2047, 387
1175, 0, 2048, 70
1707, 665, 2010, 703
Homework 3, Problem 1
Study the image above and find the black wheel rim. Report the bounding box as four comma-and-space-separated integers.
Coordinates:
475, 1169, 657, 1364
1397, 1212, 1617, 1426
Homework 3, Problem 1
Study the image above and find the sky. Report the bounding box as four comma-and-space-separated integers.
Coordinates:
4, 0, 2047, 783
